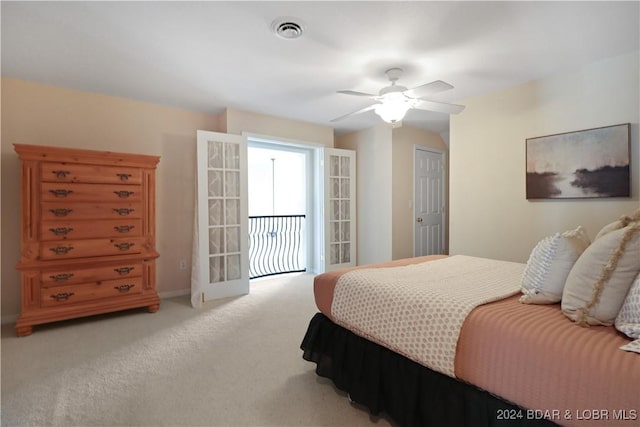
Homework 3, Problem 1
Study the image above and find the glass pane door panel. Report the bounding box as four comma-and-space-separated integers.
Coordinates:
209, 228, 224, 254
330, 155, 340, 176
210, 256, 225, 283
226, 227, 240, 253
225, 171, 240, 197
341, 178, 350, 198
341, 222, 350, 241
225, 199, 240, 225
341, 243, 350, 263
330, 244, 340, 265
340, 156, 350, 176
224, 143, 240, 169
208, 200, 222, 226
341, 201, 350, 220
331, 200, 340, 221
330, 221, 340, 243
330, 178, 340, 198
208, 170, 223, 197
227, 254, 241, 280
208, 141, 223, 168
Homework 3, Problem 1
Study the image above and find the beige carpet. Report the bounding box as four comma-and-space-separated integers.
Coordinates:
1, 274, 393, 427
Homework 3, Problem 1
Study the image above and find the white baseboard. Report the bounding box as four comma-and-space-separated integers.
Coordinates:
158, 289, 191, 299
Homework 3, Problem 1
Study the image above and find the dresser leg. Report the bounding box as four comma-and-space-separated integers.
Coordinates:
16, 324, 33, 337
147, 304, 160, 313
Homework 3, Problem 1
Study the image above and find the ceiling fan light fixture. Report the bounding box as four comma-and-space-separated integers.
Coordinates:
374, 94, 414, 124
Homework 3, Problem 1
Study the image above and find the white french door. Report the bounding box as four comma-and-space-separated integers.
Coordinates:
414, 146, 445, 256
195, 131, 249, 301
323, 148, 356, 271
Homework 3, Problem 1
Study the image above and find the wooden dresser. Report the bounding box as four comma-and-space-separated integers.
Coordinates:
14, 144, 160, 336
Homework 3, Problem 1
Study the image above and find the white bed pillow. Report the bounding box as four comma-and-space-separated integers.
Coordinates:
519, 226, 590, 304
620, 339, 640, 354
615, 273, 640, 339
595, 208, 640, 240
595, 220, 625, 241
562, 224, 640, 326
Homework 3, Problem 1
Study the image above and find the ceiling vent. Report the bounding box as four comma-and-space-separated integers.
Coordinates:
271, 18, 304, 39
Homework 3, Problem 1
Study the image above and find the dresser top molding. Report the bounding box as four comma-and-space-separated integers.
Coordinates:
14, 144, 160, 168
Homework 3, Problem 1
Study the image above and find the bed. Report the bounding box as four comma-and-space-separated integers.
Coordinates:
300, 253, 640, 427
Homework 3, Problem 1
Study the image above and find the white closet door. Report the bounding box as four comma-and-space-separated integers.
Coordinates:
196, 131, 249, 301
414, 147, 445, 256
324, 148, 356, 271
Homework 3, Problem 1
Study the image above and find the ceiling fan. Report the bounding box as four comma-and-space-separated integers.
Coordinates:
332, 67, 465, 125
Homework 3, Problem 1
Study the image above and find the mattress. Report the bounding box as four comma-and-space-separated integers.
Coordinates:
313, 256, 640, 427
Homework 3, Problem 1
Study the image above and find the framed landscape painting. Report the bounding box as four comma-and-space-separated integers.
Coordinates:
526, 123, 630, 199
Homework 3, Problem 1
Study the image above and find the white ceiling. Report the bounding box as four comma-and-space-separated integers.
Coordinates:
2, 1, 639, 136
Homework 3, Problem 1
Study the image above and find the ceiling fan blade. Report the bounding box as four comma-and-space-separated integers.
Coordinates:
414, 99, 465, 115
337, 90, 377, 98
330, 104, 378, 122
404, 80, 453, 98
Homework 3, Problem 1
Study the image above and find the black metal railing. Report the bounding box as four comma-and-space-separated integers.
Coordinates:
249, 215, 306, 279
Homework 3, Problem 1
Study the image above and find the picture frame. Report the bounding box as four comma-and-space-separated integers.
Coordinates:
525, 123, 630, 199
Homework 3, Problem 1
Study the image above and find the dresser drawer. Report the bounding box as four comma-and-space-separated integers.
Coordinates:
41, 202, 142, 220
40, 237, 145, 260
41, 183, 142, 202
41, 162, 142, 185
40, 219, 143, 241
41, 263, 143, 286
41, 277, 143, 307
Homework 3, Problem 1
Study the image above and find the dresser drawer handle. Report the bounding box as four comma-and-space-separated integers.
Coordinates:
49, 246, 74, 255
51, 292, 74, 302
49, 189, 73, 198
114, 242, 135, 251
52, 170, 71, 179
117, 173, 133, 181
114, 225, 135, 233
112, 208, 134, 216
49, 273, 74, 282
114, 284, 135, 293
113, 267, 135, 275
49, 208, 73, 217
113, 190, 134, 198
49, 227, 74, 236
49, 209, 73, 216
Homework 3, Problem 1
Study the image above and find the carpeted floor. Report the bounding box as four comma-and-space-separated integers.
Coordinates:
1, 273, 393, 427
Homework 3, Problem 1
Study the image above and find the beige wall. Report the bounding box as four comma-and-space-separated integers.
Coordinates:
1, 78, 219, 319
450, 51, 640, 263
336, 124, 393, 265
391, 126, 448, 260
336, 124, 447, 264
224, 108, 334, 147
1, 78, 334, 320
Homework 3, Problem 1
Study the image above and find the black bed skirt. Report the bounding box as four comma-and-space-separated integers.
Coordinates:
301, 313, 558, 427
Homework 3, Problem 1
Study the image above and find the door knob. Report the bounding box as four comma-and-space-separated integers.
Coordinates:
416, 217, 423, 223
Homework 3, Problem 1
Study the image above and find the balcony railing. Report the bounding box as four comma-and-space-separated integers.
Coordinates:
248, 215, 306, 279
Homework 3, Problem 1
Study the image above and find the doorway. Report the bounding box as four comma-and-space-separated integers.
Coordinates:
414, 146, 446, 256
247, 139, 314, 278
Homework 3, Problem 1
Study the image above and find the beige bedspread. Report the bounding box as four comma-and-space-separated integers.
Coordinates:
331, 255, 524, 377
